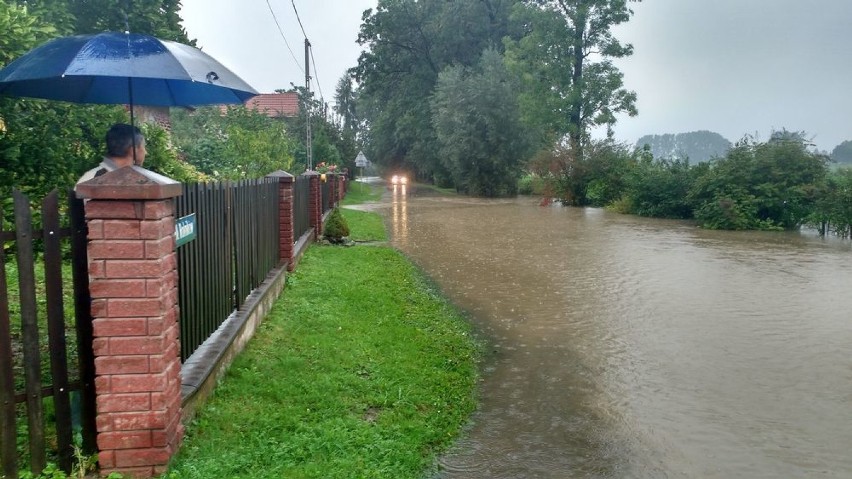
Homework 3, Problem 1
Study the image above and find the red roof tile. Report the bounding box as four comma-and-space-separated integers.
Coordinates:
245, 92, 300, 118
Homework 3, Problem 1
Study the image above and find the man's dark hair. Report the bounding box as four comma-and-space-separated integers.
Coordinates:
105, 123, 144, 158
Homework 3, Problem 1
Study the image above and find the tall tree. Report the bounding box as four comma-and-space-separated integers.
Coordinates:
13, 0, 189, 40
334, 73, 359, 134
333, 72, 361, 168
355, 0, 517, 184
432, 48, 530, 196
506, 0, 639, 155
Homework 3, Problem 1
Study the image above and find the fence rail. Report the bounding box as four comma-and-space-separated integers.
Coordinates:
0, 189, 96, 479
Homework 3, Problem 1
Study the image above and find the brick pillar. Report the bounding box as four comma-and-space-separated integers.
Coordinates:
76, 167, 183, 478
328, 173, 337, 209
338, 175, 346, 202
266, 170, 295, 270
305, 171, 322, 238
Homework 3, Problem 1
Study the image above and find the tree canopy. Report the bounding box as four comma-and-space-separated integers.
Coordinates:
355, 0, 639, 195
432, 48, 530, 196
506, 0, 639, 154
355, 0, 519, 190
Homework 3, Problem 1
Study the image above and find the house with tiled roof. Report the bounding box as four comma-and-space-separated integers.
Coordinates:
245, 92, 300, 118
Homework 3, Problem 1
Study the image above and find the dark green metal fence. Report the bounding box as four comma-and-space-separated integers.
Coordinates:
175, 182, 233, 362
294, 175, 310, 241
175, 179, 280, 362
232, 179, 280, 308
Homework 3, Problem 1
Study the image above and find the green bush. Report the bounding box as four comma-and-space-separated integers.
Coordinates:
688, 136, 827, 230
517, 173, 548, 195
323, 207, 350, 243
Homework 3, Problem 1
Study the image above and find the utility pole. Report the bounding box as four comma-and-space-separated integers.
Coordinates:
305, 38, 313, 171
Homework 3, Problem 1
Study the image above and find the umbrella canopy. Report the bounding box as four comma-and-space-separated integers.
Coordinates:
0, 32, 258, 107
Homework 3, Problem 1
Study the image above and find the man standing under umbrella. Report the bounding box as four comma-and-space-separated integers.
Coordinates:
77, 123, 146, 184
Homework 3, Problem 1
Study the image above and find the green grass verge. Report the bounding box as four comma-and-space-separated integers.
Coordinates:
341, 182, 384, 206
166, 245, 479, 478
340, 208, 388, 242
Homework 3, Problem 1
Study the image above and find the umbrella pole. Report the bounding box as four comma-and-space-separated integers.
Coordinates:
128, 77, 138, 165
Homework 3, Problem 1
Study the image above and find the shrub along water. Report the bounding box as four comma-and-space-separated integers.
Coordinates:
166, 210, 479, 478
535, 134, 851, 234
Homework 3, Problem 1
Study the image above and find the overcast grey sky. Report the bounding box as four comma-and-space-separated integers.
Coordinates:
180, 0, 852, 151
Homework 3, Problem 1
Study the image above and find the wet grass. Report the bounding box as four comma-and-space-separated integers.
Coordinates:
342, 182, 384, 205
340, 208, 388, 243
166, 207, 480, 478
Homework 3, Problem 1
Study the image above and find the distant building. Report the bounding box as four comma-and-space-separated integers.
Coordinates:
244, 92, 300, 118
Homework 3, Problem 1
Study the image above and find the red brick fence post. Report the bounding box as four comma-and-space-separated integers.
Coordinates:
266, 171, 295, 270
338, 174, 346, 203
76, 167, 183, 478
306, 171, 322, 238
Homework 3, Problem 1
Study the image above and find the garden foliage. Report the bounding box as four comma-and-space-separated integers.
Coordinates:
323, 207, 350, 243
538, 133, 850, 234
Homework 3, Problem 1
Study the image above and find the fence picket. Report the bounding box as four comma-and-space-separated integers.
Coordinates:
0, 205, 18, 479
41, 192, 73, 471
13, 189, 46, 475
0, 191, 96, 477
69, 193, 97, 454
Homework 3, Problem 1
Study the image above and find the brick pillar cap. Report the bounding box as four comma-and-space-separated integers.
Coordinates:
267, 170, 295, 182
303, 171, 319, 177
76, 166, 182, 200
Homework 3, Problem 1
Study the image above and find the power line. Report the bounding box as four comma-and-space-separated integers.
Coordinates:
291, 1, 324, 101
310, 49, 325, 102
290, 0, 308, 39
266, 0, 303, 75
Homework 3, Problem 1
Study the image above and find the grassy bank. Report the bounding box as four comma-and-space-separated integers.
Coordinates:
342, 181, 384, 206
166, 208, 479, 478
339, 208, 388, 242
340, 182, 388, 242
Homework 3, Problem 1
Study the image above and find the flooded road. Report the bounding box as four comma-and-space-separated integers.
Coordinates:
370, 186, 852, 478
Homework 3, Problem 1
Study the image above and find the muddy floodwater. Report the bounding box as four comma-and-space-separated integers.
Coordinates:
366, 185, 852, 478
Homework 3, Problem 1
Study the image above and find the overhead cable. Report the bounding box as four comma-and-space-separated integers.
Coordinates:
291, 0, 325, 101
266, 0, 304, 74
